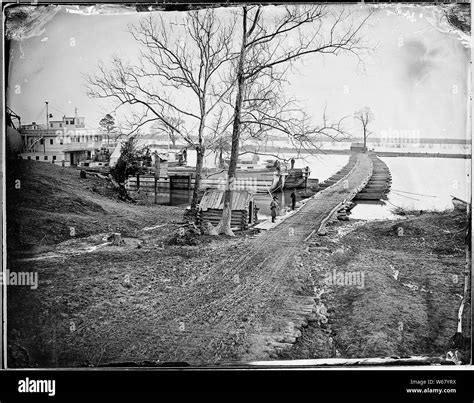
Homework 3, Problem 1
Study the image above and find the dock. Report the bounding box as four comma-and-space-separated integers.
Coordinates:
255, 151, 394, 231
126, 165, 309, 196
255, 152, 375, 232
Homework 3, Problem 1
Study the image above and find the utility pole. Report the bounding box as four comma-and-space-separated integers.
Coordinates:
45, 101, 49, 154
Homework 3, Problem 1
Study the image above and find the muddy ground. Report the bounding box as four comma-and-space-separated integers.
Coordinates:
7, 160, 250, 367
278, 210, 471, 363
6, 160, 471, 367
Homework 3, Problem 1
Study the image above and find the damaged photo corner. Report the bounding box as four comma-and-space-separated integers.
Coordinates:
2, 1, 472, 371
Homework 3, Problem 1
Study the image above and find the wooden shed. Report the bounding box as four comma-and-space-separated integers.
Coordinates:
197, 190, 255, 231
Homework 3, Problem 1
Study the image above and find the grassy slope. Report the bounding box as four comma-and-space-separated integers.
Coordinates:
6, 160, 183, 251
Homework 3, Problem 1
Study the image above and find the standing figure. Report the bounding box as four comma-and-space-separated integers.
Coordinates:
290, 190, 296, 210
274, 159, 281, 174
270, 196, 279, 223
254, 203, 260, 222
304, 166, 311, 190
290, 157, 295, 170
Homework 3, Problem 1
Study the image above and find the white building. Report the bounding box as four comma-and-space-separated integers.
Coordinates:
19, 110, 103, 166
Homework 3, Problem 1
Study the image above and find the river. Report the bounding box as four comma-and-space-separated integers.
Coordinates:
350, 156, 471, 220
155, 153, 471, 221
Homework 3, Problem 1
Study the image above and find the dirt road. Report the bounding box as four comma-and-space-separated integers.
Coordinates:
8, 154, 374, 366
133, 152, 373, 363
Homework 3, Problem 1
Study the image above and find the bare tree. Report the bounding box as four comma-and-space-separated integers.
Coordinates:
354, 106, 374, 151
215, 78, 351, 165
214, 5, 373, 236
151, 117, 184, 146
85, 10, 237, 213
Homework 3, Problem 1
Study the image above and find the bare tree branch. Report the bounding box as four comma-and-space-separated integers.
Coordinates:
215, 4, 373, 235
85, 9, 238, 212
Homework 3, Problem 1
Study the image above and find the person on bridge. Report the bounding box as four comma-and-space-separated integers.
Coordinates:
270, 196, 279, 223
290, 190, 296, 210
290, 157, 295, 170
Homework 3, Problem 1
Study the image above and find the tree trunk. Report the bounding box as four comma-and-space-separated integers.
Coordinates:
363, 128, 366, 152
219, 148, 224, 168
189, 79, 208, 217
216, 9, 248, 236
190, 145, 205, 214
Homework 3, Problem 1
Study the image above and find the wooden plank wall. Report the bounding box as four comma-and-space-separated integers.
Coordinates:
198, 209, 249, 230
127, 174, 272, 193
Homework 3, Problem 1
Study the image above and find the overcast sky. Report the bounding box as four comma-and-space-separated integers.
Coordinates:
6, 4, 470, 140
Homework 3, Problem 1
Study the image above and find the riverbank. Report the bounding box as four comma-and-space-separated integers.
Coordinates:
277, 208, 471, 364
6, 161, 470, 367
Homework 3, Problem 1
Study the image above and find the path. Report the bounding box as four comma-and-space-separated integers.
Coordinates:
154, 152, 373, 364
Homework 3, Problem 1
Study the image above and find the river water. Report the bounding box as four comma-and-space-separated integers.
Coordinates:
350, 156, 471, 220
156, 153, 471, 221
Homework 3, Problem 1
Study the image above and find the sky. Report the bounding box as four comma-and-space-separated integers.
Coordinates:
6, 4, 471, 140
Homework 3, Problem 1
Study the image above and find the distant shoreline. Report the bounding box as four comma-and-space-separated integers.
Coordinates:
244, 147, 472, 159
